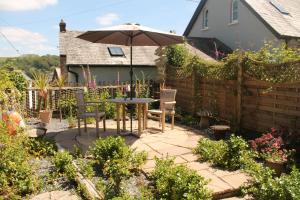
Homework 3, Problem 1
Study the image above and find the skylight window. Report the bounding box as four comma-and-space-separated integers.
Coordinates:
108, 47, 125, 56
269, 0, 289, 15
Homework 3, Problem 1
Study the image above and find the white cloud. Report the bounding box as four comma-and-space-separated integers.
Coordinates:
0, 27, 57, 56
0, 0, 57, 11
96, 13, 120, 26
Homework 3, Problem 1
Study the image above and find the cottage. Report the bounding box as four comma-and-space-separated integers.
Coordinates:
184, 0, 300, 51
58, 20, 159, 85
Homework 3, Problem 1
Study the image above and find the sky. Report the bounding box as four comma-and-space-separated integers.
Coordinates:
0, 0, 199, 57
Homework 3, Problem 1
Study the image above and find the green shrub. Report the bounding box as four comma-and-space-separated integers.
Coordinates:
98, 89, 116, 119
194, 138, 227, 166
8, 70, 28, 93
52, 151, 76, 180
194, 135, 255, 170
90, 136, 147, 196
151, 157, 212, 200
0, 129, 37, 198
90, 136, 146, 169
58, 97, 77, 118
243, 165, 300, 200
25, 137, 57, 158
166, 45, 189, 67
77, 158, 95, 179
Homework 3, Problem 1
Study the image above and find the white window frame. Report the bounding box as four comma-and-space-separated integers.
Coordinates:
231, 0, 238, 23
202, 9, 209, 29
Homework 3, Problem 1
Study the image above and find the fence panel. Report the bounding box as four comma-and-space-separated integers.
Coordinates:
166, 66, 300, 133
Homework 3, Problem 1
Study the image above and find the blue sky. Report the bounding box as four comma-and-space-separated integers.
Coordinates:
0, 0, 199, 57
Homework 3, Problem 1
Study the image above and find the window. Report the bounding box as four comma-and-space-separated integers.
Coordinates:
269, 0, 289, 15
231, 0, 238, 23
108, 47, 124, 56
202, 9, 209, 29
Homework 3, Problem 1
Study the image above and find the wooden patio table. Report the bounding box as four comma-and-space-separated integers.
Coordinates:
108, 98, 155, 137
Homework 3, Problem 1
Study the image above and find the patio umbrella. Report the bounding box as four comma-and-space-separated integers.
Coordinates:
77, 23, 184, 133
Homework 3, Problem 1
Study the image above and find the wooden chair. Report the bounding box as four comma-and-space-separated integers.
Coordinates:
75, 91, 106, 137
147, 89, 177, 132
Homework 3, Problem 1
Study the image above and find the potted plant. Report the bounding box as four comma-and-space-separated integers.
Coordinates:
249, 129, 294, 176
32, 71, 52, 123
263, 149, 289, 176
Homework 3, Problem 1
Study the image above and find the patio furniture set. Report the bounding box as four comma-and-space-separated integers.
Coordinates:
74, 89, 177, 137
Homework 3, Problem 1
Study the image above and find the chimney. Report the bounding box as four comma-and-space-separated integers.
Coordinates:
59, 19, 66, 32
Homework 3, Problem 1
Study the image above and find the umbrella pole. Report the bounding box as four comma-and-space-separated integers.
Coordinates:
130, 36, 133, 133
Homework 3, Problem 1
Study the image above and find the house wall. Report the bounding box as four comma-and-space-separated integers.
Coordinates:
187, 0, 281, 51
287, 38, 300, 49
68, 65, 158, 85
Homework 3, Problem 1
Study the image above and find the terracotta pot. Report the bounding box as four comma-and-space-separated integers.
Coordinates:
39, 110, 52, 124
265, 160, 286, 176
2, 111, 24, 135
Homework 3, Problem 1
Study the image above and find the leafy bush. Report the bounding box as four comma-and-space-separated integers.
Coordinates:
249, 128, 284, 154
97, 89, 116, 119
194, 138, 227, 166
166, 43, 300, 84
77, 158, 95, 179
0, 128, 37, 198
249, 128, 294, 163
52, 151, 76, 180
90, 136, 146, 170
8, 70, 28, 93
243, 164, 300, 200
58, 97, 77, 118
194, 135, 255, 170
166, 45, 189, 67
90, 136, 147, 195
151, 157, 212, 200
25, 137, 57, 158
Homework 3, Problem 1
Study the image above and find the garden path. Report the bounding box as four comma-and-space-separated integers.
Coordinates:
47, 119, 250, 199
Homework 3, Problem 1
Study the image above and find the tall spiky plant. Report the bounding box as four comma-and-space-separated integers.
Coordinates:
32, 71, 49, 111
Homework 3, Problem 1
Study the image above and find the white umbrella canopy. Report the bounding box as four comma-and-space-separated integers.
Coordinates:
77, 23, 184, 46
77, 23, 184, 135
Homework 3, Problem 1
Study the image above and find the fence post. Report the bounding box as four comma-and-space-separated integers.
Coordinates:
236, 52, 244, 132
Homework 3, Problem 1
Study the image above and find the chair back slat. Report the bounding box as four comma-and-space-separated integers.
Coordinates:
160, 89, 177, 110
75, 91, 85, 115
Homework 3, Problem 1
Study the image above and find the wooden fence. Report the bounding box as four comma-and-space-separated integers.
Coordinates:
25, 82, 160, 118
166, 66, 300, 133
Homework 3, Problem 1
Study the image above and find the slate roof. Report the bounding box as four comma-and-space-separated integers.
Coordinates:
59, 31, 159, 66
184, 0, 300, 39
59, 30, 215, 66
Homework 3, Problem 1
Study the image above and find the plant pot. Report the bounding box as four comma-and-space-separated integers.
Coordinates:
39, 110, 52, 124
265, 160, 286, 176
210, 125, 230, 140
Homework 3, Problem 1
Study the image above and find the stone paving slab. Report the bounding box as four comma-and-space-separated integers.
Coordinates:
50, 119, 249, 199
31, 191, 78, 200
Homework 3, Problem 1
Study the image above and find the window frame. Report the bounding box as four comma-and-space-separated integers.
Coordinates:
202, 9, 209, 29
231, 0, 238, 23
107, 47, 125, 57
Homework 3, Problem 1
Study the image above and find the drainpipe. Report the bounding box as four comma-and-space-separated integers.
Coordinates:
67, 66, 79, 85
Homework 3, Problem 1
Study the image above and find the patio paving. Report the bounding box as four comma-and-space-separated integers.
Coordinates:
47, 119, 250, 199
30, 191, 78, 200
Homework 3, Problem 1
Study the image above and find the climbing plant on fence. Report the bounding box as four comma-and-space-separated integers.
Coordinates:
166, 43, 300, 84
